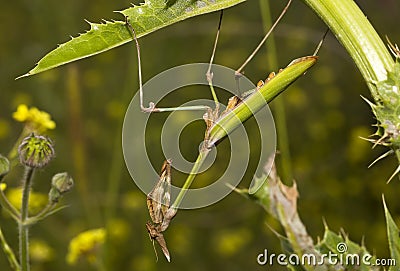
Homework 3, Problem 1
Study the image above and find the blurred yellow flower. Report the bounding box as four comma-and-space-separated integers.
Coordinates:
66, 228, 106, 265
6, 188, 47, 214
30, 239, 54, 262
13, 104, 56, 133
12, 104, 29, 122
0, 183, 6, 191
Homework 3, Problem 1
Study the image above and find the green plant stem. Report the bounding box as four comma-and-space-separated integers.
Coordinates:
259, 0, 293, 184
25, 202, 66, 226
31, 202, 56, 220
300, 0, 394, 97
0, 225, 21, 271
171, 147, 210, 209
19, 166, 34, 271
0, 189, 20, 221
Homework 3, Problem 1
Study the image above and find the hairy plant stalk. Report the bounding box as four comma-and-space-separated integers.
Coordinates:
0, 189, 19, 221
19, 166, 34, 271
0, 226, 20, 271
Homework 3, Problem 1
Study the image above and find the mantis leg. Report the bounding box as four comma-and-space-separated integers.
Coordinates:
125, 11, 224, 113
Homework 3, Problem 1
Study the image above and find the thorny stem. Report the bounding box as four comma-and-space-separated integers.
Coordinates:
19, 166, 35, 271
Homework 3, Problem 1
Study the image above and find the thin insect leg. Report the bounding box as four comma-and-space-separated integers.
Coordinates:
235, 0, 292, 77
125, 17, 153, 112
313, 28, 330, 56
206, 10, 224, 111
285, 28, 328, 68
234, 0, 292, 94
125, 17, 210, 113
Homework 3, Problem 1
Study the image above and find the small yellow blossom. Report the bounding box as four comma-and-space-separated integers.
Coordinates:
66, 228, 106, 265
12, 104, 29, 122
13, 104, 56, 133
0, 183, 6, 191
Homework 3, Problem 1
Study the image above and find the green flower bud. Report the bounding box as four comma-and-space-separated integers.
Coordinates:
49, 172, 74, 203
0, 155, 10, 182
18, 133, 55, 168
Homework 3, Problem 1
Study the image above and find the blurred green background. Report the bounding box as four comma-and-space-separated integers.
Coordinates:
1, 0, 400, 270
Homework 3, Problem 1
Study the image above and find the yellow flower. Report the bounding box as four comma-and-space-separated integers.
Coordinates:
12, 104, 56, 133
0, 183, 6, 191
12, 104, 29, 122
66, 228, 106, 265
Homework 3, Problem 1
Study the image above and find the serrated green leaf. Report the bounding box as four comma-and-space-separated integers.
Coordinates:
19, 0, 245, 78
383, 197, 400, 271
316, 226, 379, 271
317, 228, 344, 254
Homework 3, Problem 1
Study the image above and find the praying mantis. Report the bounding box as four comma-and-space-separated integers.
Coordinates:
125, 0, 325, 262
145, 159, 176, 262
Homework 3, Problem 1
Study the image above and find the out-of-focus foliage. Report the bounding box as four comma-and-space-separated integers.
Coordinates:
29, 239, 55, 263
0, 0, 399, 270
